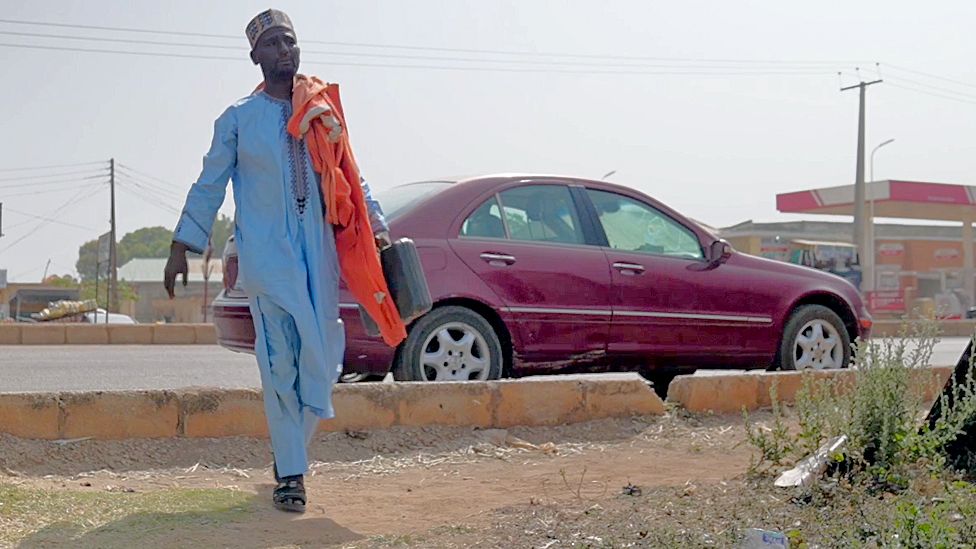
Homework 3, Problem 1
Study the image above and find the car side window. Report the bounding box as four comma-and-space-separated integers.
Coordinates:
460, 196, 506, 239
498, 185, 584, 245
586, 189, 703, 260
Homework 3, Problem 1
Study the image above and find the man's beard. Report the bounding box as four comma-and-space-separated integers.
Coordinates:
263, 59, 298, 83
271, 65, 297, 82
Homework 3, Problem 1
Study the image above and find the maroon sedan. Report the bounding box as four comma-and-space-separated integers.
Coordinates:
213, 175, 871, 389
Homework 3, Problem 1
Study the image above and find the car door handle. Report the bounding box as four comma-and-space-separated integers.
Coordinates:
480, 253, 517, 266
612, 262, 646, 275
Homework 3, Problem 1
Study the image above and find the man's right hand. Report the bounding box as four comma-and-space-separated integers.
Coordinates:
163, 241, 190, 299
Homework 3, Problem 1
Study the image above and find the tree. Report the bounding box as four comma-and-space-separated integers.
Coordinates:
210, 214, 234, 257
118, 227, 174, 266
43, 274, 135, 309
74, 240, 101, 282
75, 228, 171, 282
75, 216, 234, 281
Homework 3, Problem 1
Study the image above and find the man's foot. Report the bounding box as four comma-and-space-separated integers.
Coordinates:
273, 474, 306, 513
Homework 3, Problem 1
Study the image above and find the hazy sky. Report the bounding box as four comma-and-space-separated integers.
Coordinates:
1, 0, 974, 282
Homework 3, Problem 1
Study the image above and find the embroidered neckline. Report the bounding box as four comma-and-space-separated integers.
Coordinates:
270, 97, 310, 219
260, 91, 291, 105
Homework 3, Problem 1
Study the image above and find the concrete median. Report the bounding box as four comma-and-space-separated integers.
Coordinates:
0, 368, 958, 439
667, 366, 955, 415
0, 324, 216, 345
0, 376, 666, 440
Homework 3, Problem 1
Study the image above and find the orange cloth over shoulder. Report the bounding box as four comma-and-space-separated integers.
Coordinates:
277, 75, 406, 347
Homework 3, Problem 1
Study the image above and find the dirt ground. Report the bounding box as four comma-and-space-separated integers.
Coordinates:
0, 412, 759, 548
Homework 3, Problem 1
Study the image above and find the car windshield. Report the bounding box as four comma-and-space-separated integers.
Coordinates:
375, 181, 454, 221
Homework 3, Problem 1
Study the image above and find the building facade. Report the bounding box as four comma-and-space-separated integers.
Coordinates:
722, 220, 975, 317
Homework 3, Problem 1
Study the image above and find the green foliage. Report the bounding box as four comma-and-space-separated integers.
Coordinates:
744, 383, 795, 476
73, 214, 233, 281
118, 227, 175, 266
745, 321, 976, 487
43, 275, 137, 309
209, 214, 233, 257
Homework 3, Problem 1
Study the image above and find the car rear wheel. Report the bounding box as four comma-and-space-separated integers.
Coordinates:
778, 305, 851, 370
393, 306, 503, 382
339, 373, 385, 383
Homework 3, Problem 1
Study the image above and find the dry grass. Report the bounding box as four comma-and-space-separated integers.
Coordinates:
0, 481, 252, 547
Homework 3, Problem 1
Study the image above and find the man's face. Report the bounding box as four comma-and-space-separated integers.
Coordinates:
250, 27, 300, 81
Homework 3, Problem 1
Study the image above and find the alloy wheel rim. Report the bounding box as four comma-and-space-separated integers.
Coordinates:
793, 319, 844, 369
420, 322, 491, 381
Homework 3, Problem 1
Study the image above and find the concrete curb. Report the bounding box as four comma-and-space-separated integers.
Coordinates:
667, 366, 955, 415
0, 324, 217, 345
0, 377, 666, 440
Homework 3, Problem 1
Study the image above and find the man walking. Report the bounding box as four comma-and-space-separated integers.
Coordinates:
164, 9, 405, 513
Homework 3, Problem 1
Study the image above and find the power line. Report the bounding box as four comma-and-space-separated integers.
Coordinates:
116, 180, 181, 215
0, 17, 868, 65
0, 29, 859, 71
1, 181, 108, 199
4, 206, 97, 230
883, 75, 976, 101
115, 173, 183, 205
116, 164, 184, 194
887, 82, 976, 106
0, 174, 107, 190
0, 182, 105, 253
115, 172, 184, 202
0, 160, 105, 173
885, 64, 976, 91
0, 42, 838, 76
0, 168, 107, 183
0, 42, 239, 62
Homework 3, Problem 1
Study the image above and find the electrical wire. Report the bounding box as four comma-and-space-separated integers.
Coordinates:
3, 206, 97, 231
115, 179, 182, 214
115, 174, 184, 205
885, 64, 976, 91
1, 181, 109, 199
0, 168, 108, 183
0, 174, 108, 190
0, 29, 863, 71
0, 43, 838, 76
883, 75, 976, 101
115, 164, 185, 196
0, 17, 868, 65
0, 181, 106, 253
886, 82, 976, 106
0, 160, 105, 173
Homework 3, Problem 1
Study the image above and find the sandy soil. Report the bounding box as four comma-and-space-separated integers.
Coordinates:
0, 413, 755, 547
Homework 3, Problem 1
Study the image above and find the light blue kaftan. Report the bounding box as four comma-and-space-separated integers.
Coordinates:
173, 91, 387, 477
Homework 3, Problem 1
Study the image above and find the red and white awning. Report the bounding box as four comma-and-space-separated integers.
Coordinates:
777, 180, 976, 221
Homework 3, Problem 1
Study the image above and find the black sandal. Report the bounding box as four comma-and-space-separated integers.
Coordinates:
273, 475, 306, 513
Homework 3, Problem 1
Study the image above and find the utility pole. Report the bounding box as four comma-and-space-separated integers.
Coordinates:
109, 158, 118, 315
0, 202, 4, 238
841, 77, 882, 292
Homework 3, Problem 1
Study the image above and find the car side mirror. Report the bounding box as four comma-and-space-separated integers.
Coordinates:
708, 240, 733, 266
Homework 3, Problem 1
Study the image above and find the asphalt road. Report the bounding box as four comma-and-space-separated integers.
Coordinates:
0, 338, 970, 393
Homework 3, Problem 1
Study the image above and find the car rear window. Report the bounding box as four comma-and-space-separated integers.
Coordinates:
375, 181, 454, 221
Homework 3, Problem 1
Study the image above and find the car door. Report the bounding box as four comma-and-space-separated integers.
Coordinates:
448, 183, 611, 365
583, 188, 771, 365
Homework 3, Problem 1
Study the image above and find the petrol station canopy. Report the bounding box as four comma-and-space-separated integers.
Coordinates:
777, 180, 976, 222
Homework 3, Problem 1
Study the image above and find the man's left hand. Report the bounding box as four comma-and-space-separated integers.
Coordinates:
375, 231, 392, 250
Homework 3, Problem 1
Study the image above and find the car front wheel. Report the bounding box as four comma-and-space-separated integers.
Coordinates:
392, 306, 504, 382
778, 304, 851, 370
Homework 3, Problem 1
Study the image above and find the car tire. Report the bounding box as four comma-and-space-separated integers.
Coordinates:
393, 306, 504, 382
778, 305, 851, 371
339, 373, 386, 383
